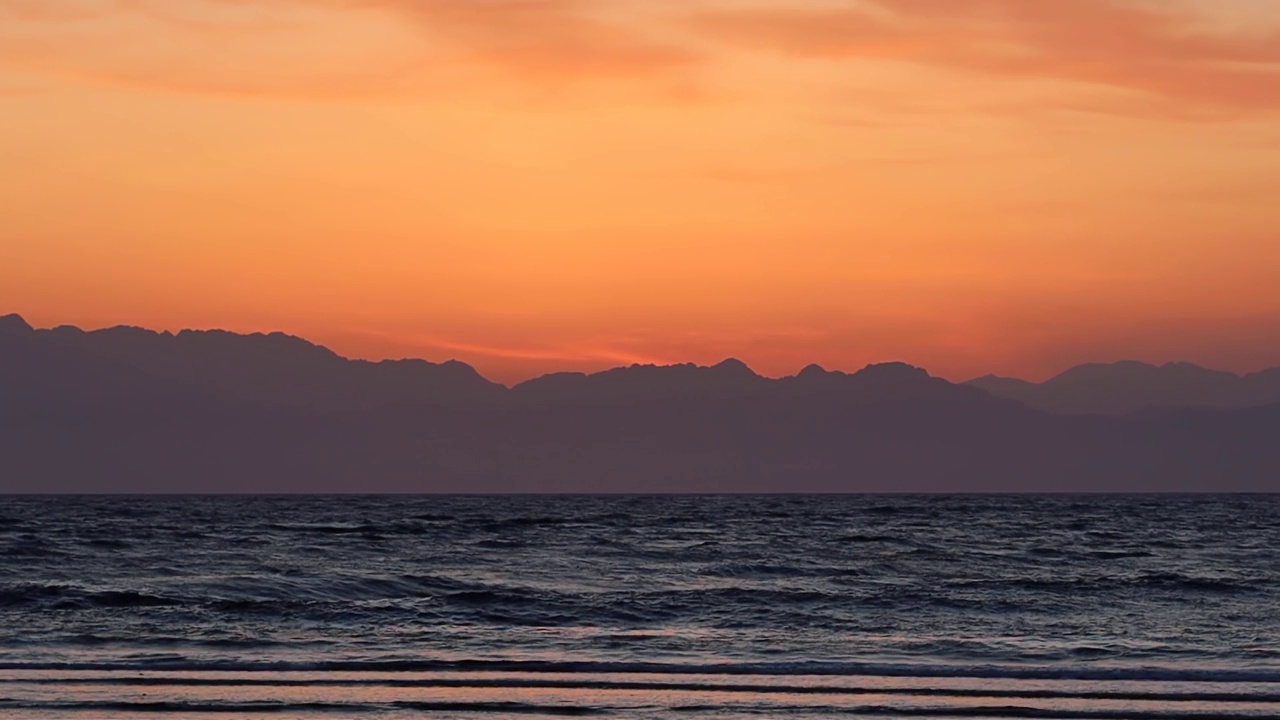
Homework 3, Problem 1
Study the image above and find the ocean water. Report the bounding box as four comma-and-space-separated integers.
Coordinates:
2, 494, 1279, 718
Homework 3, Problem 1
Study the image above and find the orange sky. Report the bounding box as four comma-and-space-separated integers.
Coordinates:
3, 0, 1280, 384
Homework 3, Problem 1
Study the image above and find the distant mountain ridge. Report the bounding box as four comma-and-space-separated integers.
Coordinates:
26, 317, 504, 411
968, 360, 1280, 415
3, 313, 1279, 493
8, 313, 1278, 415
1, 313, 992, 410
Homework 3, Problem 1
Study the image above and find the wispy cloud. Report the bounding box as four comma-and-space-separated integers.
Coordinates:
349, 326, 674, 367
349, 0, 700, 80
7, 0, 1277, 114
695, 0, 1280, 113
0, 0, 702, 98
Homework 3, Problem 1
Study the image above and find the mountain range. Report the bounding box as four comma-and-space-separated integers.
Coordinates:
968, 362, 1280, 415
3, 313, 1278, 493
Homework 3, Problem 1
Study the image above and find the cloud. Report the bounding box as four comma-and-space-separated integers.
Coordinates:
349, 0, 699, 80
695, 0, 1280, 113
6, 0, 1279, 112
332, 326, 679, 384
0, 0, 702, 98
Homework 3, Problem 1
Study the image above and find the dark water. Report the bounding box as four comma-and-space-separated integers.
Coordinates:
2, 495, 1279, 718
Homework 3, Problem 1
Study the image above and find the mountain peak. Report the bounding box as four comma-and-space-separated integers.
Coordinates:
853, 362, 929, 381
0, 313, 33, 336
797, 363, 828, 378
711, 357, 756, 376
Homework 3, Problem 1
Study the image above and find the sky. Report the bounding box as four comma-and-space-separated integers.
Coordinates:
3, 0, 1280, 384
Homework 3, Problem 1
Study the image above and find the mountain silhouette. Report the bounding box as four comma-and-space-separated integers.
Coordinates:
968, 360, 1280, 415
35, 321, 504, 411
511, 358, 765, 406
1, 314, 219, 416
2, 313, 1279, 493
0, 313, 31, 336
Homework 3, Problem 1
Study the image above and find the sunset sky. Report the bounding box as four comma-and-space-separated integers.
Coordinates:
3, 0, 1279, 384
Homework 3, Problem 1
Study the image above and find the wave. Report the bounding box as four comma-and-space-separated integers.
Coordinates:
963, 574, 1268, 595
0, 700, 606, 716
7, 675, 1280, 704
476, 538, 528, 549
0, 584, 180, 609
1085, 550, 1154, 560
0, 573, 499, 611
702, 563, 826, 579
3, 575, 1261, 615
835, 533, 912, 545
482, 516, 579, 529
4, 659, 1280, 683
267, 522, 382, 535
0, 539, 67, 558
1136, 572, 1263, 594
664, 705, 1280, 719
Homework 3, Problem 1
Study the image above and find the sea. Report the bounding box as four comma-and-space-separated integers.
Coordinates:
1, 494, 1279, 719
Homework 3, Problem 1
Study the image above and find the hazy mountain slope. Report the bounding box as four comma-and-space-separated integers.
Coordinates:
967, 361, 1280, 415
